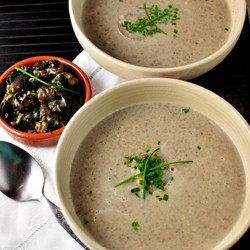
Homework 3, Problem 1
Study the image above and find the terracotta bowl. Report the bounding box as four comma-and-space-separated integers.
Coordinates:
55, 78, 250, 250
0, 55, 92, 147
69, 0, 246, 80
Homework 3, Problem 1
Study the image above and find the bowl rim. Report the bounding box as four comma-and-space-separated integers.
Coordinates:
69, 0, 246, 73
0, 55, 92, 141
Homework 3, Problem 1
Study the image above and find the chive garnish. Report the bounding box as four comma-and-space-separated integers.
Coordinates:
124, 157, 134, 164
115, 144, 193, 200
147, 160, 192, 172
163, 194, 168, 201
143, 2, 167, 35
76, 208, 83, 214
143, 147, 160, 199
115, 172, 143, 187
133, 157, 142, 163
121, 4, 179, 36
32, 106, 37, 114
138, 11, 169, 31
135, 193, 140, 198
84, 219, 89, 225
15, 66, 83, 101
146, 146, 152, 153
131, 187, 140, 193
115, 160, 192, 187
182, 108, 190, 113
132, 222, 139, 231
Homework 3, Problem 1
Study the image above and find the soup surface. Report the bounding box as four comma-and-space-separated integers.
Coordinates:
81, 0, 231, 68
70, 103, 245, 250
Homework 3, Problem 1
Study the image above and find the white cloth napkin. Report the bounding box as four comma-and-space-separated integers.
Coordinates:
0, 51, 126, 250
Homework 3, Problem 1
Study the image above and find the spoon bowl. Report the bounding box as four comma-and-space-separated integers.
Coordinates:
0, 141, 88, 249
0, 141, 44, 201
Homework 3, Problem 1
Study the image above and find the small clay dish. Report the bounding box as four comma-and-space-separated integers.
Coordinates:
0, 55, 92, 147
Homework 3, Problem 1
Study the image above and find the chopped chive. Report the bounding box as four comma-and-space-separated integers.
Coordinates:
132, 222, 139, 232
115, 160, 192, 187
84, 220, 89, 225
153, 182, 164, 190
32, 106, 37, 114
115, 172, 143, 187
124, 157, 133, 164
143, 147, 160, 199
182, 108, 190, 113
133, 157, 142, 163
115, 143, 193, 200
15, 67, 82, 97
143, 2, 167, 35
138, 11, 170, 32
148, 160, 193, 172
146, 146, 152, 153
135, 193, 140, 198
75, 208, 83, 214
197, 145, 201, 150
163, 194, 169, 201
131, 187, 140, 193
132, 222, 139, 227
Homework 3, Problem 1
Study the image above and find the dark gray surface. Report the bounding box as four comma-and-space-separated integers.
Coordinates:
0, 1, 82, 71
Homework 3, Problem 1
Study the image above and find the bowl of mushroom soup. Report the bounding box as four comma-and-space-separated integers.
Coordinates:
69, 0, 246, 80
55, 78, 250, 250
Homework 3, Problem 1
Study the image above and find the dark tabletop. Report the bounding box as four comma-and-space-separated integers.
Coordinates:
0, 1, 249, 249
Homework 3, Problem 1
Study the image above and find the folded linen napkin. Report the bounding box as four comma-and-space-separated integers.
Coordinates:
0, 50, 126, 250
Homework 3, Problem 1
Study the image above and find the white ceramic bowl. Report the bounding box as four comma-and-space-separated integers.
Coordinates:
55, 78, 250, 250
69, 0, 246, 80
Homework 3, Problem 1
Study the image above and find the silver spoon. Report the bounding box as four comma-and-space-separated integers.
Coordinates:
0, 140, 89, 249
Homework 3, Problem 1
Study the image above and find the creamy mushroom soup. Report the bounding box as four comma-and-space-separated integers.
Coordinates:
81, 0, 231, 68
70, 103, 245, 250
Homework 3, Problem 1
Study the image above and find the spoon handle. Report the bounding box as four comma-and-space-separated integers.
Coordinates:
39, 196, 90, 249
